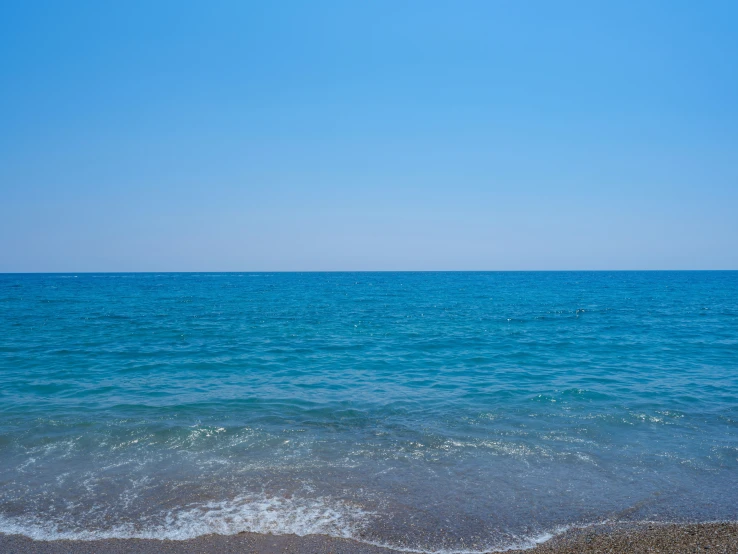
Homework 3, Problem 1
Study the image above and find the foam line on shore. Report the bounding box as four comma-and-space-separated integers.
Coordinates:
1, 496, 735, 554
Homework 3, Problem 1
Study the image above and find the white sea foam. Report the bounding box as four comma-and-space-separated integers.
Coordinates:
157, 494, 371, 539
0, 493, 573, 554
0, 494, 370, 542
359, 528, 564, 554
2, 499, 720, 554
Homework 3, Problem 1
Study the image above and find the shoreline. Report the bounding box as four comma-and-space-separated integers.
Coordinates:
2, 522, 737, 554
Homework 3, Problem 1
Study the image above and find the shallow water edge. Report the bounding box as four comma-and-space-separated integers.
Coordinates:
2, 522, 738, 554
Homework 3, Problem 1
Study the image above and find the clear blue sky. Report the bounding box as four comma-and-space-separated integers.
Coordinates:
1, 0, 736, 271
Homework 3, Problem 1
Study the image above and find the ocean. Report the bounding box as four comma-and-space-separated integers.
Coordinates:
0, 272, 736, 552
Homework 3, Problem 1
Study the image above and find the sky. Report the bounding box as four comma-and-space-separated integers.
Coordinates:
1, 0, 736, 271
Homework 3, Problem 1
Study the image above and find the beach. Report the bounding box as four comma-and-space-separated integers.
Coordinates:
2, 523, 737, 553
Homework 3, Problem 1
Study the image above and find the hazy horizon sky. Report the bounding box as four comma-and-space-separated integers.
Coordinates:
1, 1, 736, 272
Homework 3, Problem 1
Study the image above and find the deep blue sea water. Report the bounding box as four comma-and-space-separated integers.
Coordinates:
1, 272, 737, 552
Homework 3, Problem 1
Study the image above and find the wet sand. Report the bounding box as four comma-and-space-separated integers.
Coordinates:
1, 522, 737, 553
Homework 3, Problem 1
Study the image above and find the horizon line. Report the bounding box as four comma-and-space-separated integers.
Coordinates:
2, 269, 737, 275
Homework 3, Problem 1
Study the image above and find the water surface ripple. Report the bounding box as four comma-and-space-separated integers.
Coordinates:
1, 272, 737, 551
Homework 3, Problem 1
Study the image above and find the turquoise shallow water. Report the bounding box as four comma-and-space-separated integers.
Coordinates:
1, 272, 737, 552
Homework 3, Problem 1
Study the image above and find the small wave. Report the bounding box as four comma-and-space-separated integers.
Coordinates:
0, 491, 568, 553
0, 494, 370, 542
5, 509, 733, 554
363, 528, 563, 553
0, 493, 585, 554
